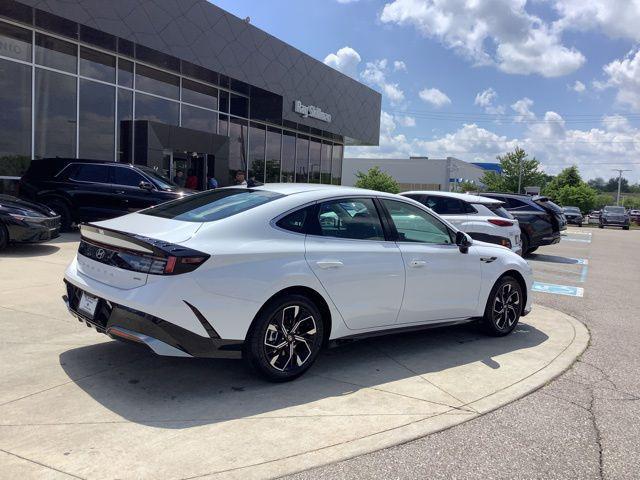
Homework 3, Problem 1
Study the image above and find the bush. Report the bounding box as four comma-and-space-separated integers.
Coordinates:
354, 166, 400, 193
555, 184, 597, 213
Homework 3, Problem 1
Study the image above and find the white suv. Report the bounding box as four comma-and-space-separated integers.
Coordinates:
401, 191, 522, 255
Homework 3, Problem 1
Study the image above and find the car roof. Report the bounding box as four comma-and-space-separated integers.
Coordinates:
401, 190, 503, 205
252, 183, 402, 199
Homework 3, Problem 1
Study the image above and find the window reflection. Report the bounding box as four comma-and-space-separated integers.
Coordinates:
0, 21, 32, 62
295, 135, 309, 182
117, 58, 133, 88
248, 122, 265, 184
266, 128, 281, 183
35, 33, 77, 73
135, 92, 179, 125
281, 131, 295, 183
181, 104, 217, 133
321, 142, 332, 184
0, 58, 31, 176
117, 88, 133, 162
331, 144, 343, 185
34, 68, 76, 158
79, 79, 114, 160
80, 47, 115, 83
308, 139, 321, 184
230, 93, 248, 117
228, 117, 247, 183
135, 64, 179, 99
182, 78, 218, 110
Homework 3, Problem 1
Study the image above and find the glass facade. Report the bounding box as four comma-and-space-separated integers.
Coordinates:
0, 16, 344, 191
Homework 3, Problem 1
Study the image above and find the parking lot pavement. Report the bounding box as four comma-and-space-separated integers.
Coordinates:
0, 234, 588, 480
287, 227, 640, 480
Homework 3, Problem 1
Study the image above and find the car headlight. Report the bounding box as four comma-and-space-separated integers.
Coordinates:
8, 210, 47, 221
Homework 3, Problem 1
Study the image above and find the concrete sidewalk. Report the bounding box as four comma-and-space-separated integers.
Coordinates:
0, 235, 589, 480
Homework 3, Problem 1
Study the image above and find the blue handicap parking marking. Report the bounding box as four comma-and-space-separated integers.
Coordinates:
532, 281, 584, 297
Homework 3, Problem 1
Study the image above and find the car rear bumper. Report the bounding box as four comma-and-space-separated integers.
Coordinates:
63, 279, 243, 359
540, 232, 561, 246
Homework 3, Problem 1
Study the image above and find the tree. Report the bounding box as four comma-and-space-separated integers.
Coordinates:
354, 166, 400, 193
543, 165, 583, 199
481, 147, 545, 193
457, 180, 483, 193
595, 193, 614, 209
588, 177, 606, 190
555, 184, 597, 213
622, 196, 640, 209
604, 176, 629, 192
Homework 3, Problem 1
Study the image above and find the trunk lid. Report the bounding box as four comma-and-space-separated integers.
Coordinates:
76, 215, 205, 289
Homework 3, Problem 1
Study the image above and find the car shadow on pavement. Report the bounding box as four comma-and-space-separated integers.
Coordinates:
528, 253, 581, 264
2, 243, 60, 257
58, 320, 548, 429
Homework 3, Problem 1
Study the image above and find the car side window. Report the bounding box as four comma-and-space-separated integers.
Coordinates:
425, 196, 466, 215
276, 206, 313, 234
381, 199, 453, 244
113, 167, 146, 187
69, 164, 109, 184
316, 198, 384, 241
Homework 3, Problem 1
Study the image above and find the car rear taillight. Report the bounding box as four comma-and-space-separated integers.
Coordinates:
488, 218, 514, 227
163, 255, 208, 274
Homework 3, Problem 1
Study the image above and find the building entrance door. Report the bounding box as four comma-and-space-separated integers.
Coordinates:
163, 150, 213, 191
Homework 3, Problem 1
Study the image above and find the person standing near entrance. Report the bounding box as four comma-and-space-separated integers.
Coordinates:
173, 170, 186, 187
185, 169, 199, 190
207, 176, 218, 189
234, 170, 247, 186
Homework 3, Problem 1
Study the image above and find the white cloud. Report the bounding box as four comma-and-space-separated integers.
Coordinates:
571, 80, 586, 93
474, 87, 505, 115
418, 87, 451, 108
393, 60, 407, 72
323, 46, 361, 79
597, 49, 640, 112
360, 59, 406, 105
395, 115, 416, 127
511, 97, 536, 122
553, 0, 640, 42
379, 0, 585, 77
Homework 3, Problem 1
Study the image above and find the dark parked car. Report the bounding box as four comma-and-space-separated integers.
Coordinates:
482, 193, 567, 255
0, 195, 61, 251
562, 206, 584, 226
599, 206, 630, 230
19, 159, 191, 230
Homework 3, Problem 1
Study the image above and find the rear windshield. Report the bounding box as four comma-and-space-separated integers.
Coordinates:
140, 188, 284, 222
535, 197, 563, 213
481, 203, 514, 219
563, 207, 580, 213
603, 206, 625, 214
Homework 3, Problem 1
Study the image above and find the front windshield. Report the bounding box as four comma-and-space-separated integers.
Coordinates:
603, 206, 625, 214
563, 207, 580, 213
138, 166, 178, 191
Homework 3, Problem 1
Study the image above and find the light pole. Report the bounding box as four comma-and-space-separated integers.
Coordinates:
612, 169, 631, 206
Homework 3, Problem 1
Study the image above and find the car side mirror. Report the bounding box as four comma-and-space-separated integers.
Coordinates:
139, 181, 153, 191
455, 231, 473, 253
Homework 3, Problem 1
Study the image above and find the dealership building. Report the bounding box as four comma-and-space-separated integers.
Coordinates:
0, 0, 381, 194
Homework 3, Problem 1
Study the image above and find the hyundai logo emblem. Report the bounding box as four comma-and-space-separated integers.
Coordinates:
95, 248, 106, 260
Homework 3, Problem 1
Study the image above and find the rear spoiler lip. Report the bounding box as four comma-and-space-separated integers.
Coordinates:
80, 223, 209, 260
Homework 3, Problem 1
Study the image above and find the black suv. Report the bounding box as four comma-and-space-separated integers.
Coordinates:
481, 193, 567, 255
599, 206, 630, 230
19, 159, 191, 230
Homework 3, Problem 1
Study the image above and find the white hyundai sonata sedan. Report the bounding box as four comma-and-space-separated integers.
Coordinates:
63, 184, 533, 381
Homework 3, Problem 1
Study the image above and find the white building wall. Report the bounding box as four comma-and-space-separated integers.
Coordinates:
342, 156, 487, 191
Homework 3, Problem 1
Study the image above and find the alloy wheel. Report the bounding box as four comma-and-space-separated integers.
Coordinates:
492, 283, 521, 330
263, 305, 318, 372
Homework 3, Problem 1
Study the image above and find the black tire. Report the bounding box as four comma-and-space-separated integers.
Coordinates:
45, 198, 73, 231
527, 247, 538, 254
623, 226, 630, 230
244, 294, 324, 382
520, 234, 530, 257
598, 224, 604, 229
0, 222, 8, 251
481, 276, 523, 337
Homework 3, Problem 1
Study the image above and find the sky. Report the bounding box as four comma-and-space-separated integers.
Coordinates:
211, 0, 640, 182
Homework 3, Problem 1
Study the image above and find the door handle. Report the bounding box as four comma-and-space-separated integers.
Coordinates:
409, 260, 427, 268
316, 260, 344, 269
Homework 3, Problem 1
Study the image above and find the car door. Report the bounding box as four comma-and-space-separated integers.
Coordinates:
111, 165, 159, 213
66, 163, 121, 221
304, 197, 405, 330
379, 198, 482, 324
